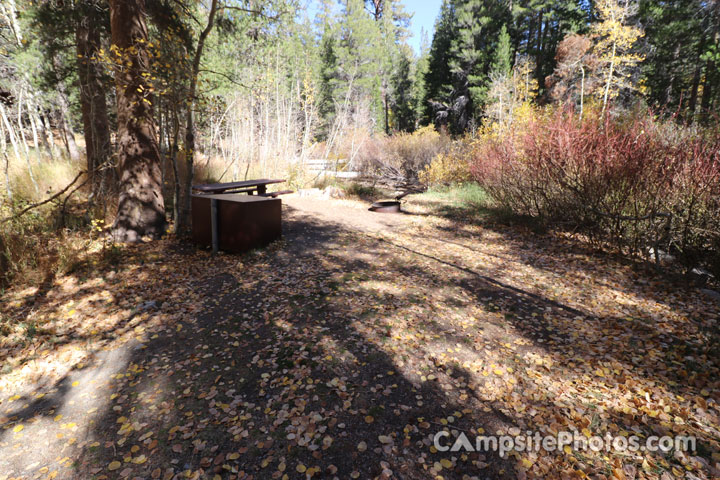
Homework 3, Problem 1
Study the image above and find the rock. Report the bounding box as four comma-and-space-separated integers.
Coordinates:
700, 289, 720, 303
689, 267, 714, 287
298, 188, 322, 197
647, 247, 676, 266
137, 300, 159, 311
323, 186, 345, 199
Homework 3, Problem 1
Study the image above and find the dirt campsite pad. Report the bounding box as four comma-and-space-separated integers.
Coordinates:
1, 194, 718, 480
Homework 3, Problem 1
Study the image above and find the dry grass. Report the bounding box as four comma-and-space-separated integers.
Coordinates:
1, 150, 96, 289
4, 151, 83, 203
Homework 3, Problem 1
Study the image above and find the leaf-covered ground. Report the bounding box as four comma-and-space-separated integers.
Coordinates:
1, 194, 718, 480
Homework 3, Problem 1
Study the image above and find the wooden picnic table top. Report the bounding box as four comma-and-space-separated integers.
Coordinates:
192, 179, 285, 193
190, 193, 280, 202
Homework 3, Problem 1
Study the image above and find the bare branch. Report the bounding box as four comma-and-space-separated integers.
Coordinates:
218, 4, 287, 21
198, 68, 250, 89
0, 170, 86, 225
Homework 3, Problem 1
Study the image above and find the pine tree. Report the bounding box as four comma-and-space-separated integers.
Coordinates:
29, 0, 112, 189
638, 0, 719, 121
491, 24, 513, 77
412, 29, 430, 128
314, 0, 339, 140
447, 0, 495, 131
485, 24, 515, 128
424, 0, 456, 128
390, 47, 415, 131
318, 31, 339, 139
425, 0, 511, 133
510, 0, 589, 93
336, 0, 385, 130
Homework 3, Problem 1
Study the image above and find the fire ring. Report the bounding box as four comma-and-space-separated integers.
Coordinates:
369, 200, 401, 213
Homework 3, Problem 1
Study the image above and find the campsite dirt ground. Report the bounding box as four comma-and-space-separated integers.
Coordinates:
0, 193, 718, 480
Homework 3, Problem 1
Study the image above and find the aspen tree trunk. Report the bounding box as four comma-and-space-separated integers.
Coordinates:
602, 41, 617, 115
3, 151, 11, 202
38, 111, 56, 159
16, 90, 30, 158
0, 105, 21, 164
580, 65, 585, 119
0, 102, 38, 193
28, 101, 39, 150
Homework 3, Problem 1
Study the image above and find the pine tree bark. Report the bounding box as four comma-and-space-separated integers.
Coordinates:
109, 0, 166, 242
76, 8, 112, 194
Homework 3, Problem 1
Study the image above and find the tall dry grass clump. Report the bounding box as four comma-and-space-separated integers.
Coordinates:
0, 153, 96, 288
353, 126, 451, 184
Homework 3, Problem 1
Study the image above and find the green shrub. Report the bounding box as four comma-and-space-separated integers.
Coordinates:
343, 182, 378, 198
419, 141, 473, 186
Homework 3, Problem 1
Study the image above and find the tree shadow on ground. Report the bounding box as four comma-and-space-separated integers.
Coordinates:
404, 194, 712, 318
69, 212, 521, 479
1, 198, 717, 479
1, 209, 520, 478
373, 238, 719, 476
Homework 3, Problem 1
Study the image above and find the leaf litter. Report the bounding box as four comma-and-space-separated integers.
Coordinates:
0, 195, 718, 479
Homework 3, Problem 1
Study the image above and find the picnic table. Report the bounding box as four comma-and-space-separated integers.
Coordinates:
192, 179, 288, 196
191, 179, 292, 254
191, 193, 281, 254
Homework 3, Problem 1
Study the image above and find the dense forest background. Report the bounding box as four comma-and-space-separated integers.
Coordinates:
0, 0, 719, 281
2, 0, 718, 176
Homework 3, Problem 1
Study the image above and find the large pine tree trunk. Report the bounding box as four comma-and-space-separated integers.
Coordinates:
109, 0, 166, 242
76, 8, 112, 195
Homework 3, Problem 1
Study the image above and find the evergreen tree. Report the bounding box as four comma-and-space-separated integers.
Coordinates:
491, 24, 513, 77
510, 0, 589, 93
412, 28, 430, 128
336, 0, 385, 130
315, 0, 339, 139
449, 0, 509, 125
30, 0, 113, 187
423, 0, 590, 132
485, 24, 515, 128
424, 0, 457, 129
109, 0, 166, 241
639, 0, 719, 121
318, 29, 339, 139
390, 48, 415, 131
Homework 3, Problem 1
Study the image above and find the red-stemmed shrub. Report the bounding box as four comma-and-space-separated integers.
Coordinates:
471, 106, 720, 274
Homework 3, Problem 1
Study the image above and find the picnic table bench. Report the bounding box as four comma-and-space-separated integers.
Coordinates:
191, 179, 292, 254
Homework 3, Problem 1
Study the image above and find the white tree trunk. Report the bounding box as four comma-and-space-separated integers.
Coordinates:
602, 41, 618, 114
